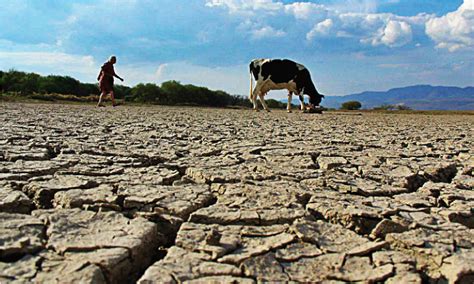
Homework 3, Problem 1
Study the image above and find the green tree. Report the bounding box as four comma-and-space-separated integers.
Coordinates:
0, 70, 4, 92
160, 80, 187, 105
341, 101, 362, 110
130, 83, 163, 103
22, 73, 41, 94
78, 83, 101, 97
0, 68, 253, 108
114, 84, 132, 100
38, 75, 81, 95
1, 70, 29, 93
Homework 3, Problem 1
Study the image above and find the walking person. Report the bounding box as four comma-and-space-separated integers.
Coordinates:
97, 55, 124, 107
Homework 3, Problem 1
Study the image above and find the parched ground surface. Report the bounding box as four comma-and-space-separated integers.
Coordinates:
1, 103, 473, 283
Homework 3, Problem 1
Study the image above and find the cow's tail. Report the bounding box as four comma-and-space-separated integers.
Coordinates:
249, 69, 254, 101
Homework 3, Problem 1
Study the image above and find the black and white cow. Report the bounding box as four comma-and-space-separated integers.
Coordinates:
249, 59, 324, 112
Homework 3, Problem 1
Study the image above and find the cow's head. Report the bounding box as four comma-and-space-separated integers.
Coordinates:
308, 93, 324, 109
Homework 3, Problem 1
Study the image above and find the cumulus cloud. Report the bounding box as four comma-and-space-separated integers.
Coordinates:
205, 0, 283, 15
237, 20, 286, 40
307, 13, 415, 47
251, 25, 286, 39
368, 20, 413, 47
206, 0, 427, 48
207, 0, 380, 15
327, 0, 378, 14
284, 2, 326, 20
306, 19, 334, 40
426, 0, 474, 52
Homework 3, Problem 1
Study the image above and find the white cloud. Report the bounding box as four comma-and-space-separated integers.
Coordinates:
0, 51, 95, 71
306, 19, 334, 40
368, 20, 413, 47
205, 0, 282, 15
155, 64, 168, 79
306, 12, 417, 47
377, 63, 410, 69
0, 51, 98, 83
284, 2, 326, 20
327, 0, 378, 14
251, 25, 286, 39
426, 0, 474, 52
206, 0, 431, 48
205, 0, 238, 10
237, 20, 286, 40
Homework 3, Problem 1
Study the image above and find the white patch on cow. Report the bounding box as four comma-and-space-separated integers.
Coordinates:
261, 78, 298, 94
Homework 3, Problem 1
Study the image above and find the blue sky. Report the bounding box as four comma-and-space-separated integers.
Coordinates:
0, 0, 472, 98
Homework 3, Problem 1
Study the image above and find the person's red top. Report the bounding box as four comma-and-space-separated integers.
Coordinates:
98, 61, 116, 92
100, 61, 116, 81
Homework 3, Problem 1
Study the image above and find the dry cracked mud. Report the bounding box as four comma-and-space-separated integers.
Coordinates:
1, 103, 473, 283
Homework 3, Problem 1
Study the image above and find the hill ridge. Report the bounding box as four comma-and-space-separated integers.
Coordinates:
317, 85, 474, 110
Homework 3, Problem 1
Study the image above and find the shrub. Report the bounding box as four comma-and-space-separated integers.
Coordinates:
373, 104, 394, 110
395, 104, 412, 110
373, 104, 412, 111
341, 101, 362, 110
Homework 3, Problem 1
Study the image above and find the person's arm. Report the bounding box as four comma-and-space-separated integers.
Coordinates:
110, 65, 123, 81
102, 70, 123, 81
114, 74, 124, 81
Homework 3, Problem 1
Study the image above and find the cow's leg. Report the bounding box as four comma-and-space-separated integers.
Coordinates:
299, 94, 306, 112
251, 86, 260, 111
259, 92, 271, 112
287, 92, 293, 113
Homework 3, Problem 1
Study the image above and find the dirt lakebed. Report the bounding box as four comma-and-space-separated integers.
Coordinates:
1, 103, 473, 283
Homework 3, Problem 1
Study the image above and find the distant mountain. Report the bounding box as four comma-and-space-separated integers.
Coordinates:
320, 85, 474, 110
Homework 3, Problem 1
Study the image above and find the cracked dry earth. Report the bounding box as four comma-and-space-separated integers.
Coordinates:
1, 103, 473, 284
